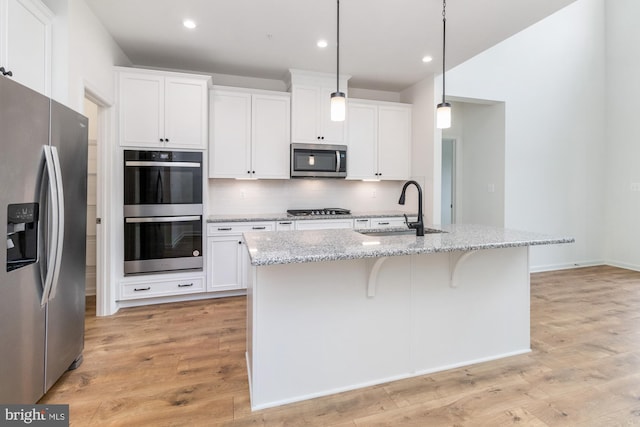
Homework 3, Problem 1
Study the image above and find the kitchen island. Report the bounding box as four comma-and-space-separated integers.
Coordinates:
242, 224, 574, 410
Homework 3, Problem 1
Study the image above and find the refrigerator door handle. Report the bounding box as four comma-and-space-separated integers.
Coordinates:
47, 146, 65, 302
41, 146, 59, 306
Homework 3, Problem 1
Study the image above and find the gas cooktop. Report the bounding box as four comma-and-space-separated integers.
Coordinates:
287, 208, 351, 217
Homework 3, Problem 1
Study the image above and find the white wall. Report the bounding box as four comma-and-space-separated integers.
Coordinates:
443, 0, 606, 270
604, 0, 640, 271
400, 75, 436, 223
43, 0, 131, 110
445, 101, 505, 227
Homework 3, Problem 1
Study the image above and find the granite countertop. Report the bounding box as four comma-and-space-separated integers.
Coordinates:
206, 211, 414, 223
242, 224, 575, 266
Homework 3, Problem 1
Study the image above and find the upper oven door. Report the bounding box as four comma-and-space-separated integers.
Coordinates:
291, 143, 347, 178
124, 150, 203, 215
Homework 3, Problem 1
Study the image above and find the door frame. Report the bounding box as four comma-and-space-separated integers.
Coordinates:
441, 138, 457, 225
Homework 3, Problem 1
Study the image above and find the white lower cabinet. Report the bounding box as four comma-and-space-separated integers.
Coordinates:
120, 276, 204, 300
295, 219, 354, 230
207, 222, 274, 291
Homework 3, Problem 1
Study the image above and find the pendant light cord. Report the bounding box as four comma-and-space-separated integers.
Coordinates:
336, 0, 340, 93
442, 0, 446, 104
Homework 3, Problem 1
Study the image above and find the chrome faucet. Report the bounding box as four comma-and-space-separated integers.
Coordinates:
398, 180, 425, 236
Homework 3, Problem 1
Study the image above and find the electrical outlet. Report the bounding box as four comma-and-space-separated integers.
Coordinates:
487, 184, 495, 193
372, 190, 377, 198
240, 191, 246, 199
630, 183, 640, 192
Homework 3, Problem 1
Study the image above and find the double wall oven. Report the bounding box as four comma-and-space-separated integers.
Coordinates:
123, 150, 203, 275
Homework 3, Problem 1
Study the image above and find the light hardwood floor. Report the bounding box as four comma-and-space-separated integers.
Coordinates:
40, 266, 640, 426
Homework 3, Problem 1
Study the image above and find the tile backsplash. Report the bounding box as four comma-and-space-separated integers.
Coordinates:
207, 179, 422, 215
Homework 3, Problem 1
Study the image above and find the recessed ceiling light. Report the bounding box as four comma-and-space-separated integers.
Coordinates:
422, 55, 433, 63
183, 19, 197, 29
317, 39, 328, 48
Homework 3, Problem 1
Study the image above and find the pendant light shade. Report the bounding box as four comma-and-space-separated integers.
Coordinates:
436, 0, 452, 129
330, 0, 346, 122
437, 102, 451, 129
331, 92, 346, 121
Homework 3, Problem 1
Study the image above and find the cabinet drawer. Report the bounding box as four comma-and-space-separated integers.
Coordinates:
207, 221, 275, 236
353, 218, 371, 229
295, 219, 354, 230
120, 277, 204, 300
276, 220, 295, 231
370, 217, 407, 228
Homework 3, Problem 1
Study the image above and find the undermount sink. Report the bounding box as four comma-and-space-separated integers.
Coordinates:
358, 228, 445, 237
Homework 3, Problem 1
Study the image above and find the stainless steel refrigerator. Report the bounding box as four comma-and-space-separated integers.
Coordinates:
0, 75, 88, 404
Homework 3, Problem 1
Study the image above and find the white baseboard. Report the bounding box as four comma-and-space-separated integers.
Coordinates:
602, 260, 640, 273
529, 259, 604, 273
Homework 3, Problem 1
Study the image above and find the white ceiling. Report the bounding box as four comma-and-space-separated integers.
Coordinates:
85, 0, 578, 92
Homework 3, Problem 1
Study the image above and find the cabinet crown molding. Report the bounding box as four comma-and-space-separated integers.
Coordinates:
287, 69, 351, 91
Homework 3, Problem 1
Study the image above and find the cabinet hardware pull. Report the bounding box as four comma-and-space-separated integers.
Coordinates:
165, 138, 169, 142
238, 241, 242, 244
378, 222, 390, 225
134, 287, 151, 291
356, 219, 368, 222
279, 221, 292, 225
252, 226, 266, 230
159, 138, 164, 142
0, 67, 13, 76
218, 227, 232, 231
178, 283, 193, 287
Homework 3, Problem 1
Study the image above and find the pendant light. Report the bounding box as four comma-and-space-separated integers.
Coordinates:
436, 0, 452, 129
330, 0, 346, 122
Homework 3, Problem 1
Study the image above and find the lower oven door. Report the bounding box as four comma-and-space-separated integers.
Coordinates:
124, 215, 203, 275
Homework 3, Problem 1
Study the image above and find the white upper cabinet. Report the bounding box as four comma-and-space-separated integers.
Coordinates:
210, 90, 251, 178
347, 99, 412, 181
289, 69, 349, 145
0, 0, 52, 96
209, 86, 290, 179
117, 67, 210, 149
251, 93, 291, 178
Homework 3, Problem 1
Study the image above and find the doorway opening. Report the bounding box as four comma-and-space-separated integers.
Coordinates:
83, 98, 98, 297
83, 86, 113, 316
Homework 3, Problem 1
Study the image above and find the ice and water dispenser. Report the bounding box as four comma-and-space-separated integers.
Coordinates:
6, 203, 39, 272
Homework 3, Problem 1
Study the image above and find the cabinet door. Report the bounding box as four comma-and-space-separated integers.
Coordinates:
252, 93, 291, 179
207, 235, 243, 291
319, 86, 345, 144
209, 90, 252, 178
346, 102, 378, 179
377, 105, 411, 180
1, 0, 52, 95
119, 72, 164, 147
291, 84, 320, 143
164, 77, 207, 149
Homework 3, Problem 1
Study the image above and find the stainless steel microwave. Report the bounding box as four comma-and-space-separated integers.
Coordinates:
290, 143, 347, 178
